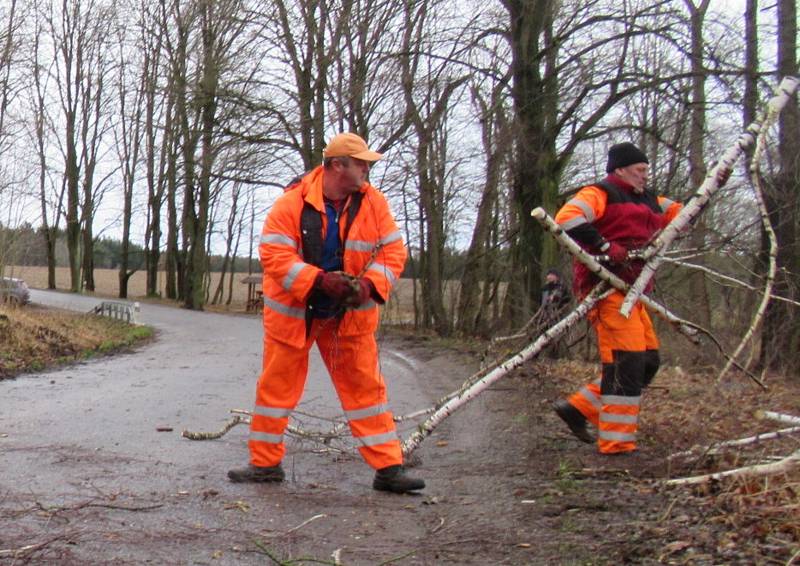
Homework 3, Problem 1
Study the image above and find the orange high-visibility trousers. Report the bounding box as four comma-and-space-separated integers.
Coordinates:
248, 319, 403, 470
567, 291, 659, 454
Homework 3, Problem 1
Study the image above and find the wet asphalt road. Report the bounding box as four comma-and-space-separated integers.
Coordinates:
1, 289, 429, 500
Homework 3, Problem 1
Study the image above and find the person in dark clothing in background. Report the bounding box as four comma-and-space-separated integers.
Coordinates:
540, 268, 571, 318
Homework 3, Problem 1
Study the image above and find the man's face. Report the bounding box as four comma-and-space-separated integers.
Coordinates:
546, 273, 558, 284
615, 162, 649, 193
335, 157, 370, 193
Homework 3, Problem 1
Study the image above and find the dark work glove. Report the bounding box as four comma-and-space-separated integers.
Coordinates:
603, 241, 628, 264
314, 272, 355, 302
344, 277, 373, 307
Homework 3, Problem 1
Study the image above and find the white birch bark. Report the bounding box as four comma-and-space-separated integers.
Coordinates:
758, 411, 800, 425
664, 449, 800, 486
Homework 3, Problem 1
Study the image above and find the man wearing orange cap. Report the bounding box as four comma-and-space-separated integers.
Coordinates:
228, 132, 424, 493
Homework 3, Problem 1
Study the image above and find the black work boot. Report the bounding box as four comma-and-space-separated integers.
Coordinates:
227, 464, 285, 483
553, 400, 595, 444
373, 465, 425, 494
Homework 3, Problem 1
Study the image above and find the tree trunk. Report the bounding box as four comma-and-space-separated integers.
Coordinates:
65, 105, 81, 292
504, 0, 559, 328
144, 22, 167, 299
761, 0, 799, 373
456, 86, 508, 335
685, 0, 713, 334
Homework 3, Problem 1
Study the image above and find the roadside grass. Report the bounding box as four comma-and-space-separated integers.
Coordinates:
0, 303, 153, 379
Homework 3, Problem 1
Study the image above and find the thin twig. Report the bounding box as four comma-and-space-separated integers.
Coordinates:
0, 537, 63, 559
182, 415, 247, 440
285, 513, 327, 535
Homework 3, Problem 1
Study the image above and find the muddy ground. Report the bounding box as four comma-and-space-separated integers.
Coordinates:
2, 315, 798, 564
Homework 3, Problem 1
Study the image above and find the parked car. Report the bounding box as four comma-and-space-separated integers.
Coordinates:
0, 277, 30, 306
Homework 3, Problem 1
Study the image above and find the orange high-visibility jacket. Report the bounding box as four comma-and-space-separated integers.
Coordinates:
259, 165, 407, 348
555, 179, 681, 296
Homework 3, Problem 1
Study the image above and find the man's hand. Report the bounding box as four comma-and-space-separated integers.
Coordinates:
604, 242, 628, 264
314, 272, 355, 302
344, 277, 374, 307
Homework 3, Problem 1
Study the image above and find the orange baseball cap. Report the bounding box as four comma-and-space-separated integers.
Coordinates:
322, 132, 383, 161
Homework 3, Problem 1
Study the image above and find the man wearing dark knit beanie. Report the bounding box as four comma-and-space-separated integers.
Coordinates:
606, 142, 649, 174
551, 141, 681, 455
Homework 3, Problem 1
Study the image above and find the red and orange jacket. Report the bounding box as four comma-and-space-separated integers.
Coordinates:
259, 165, 407, 348
555, 175, 681, 296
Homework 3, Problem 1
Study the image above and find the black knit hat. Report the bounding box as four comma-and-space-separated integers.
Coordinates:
606, 142, 649, 173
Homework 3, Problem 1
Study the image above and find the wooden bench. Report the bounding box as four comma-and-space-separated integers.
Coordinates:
242, 274, 263, 312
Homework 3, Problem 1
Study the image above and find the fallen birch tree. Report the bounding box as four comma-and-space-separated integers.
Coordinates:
619, 75, 800, 318
182, 78, 797, 460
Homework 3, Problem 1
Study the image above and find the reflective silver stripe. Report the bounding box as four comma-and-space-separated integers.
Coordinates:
579, 385, 602, 410
345, 239, 376, 252
263, 296, 305, 319
659, 198, 675, 213
598, 430, 637, 442
357, 430, 398, 447
568, 198, 596, 222
283, 262, 307, 291
253, 406, 293, 419
600, 412, 639, 425
601, 394, 641, 407
262, 233, 297, 248
352, 300, 377, 312
345, 403, 388, 421
344, 231, 403, 252
560, 216, 589, 231
380, 231, 402, 245
249, 431, 283, 444
368, 262, 396, 285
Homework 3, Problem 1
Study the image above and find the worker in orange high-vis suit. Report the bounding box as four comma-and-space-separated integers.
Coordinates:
228, 133, 424, 493
552, 142, 682, 455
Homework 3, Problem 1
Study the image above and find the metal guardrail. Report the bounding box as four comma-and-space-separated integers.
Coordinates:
90, 301, 140, 324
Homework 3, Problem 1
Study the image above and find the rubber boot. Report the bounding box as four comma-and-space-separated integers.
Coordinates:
227, 464, 285, 483
373, 465, 425, 494
553, 400, 595, 444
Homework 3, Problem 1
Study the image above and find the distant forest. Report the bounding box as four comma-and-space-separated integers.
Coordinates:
0, 223, 258, 274
0, 223, 471, 280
